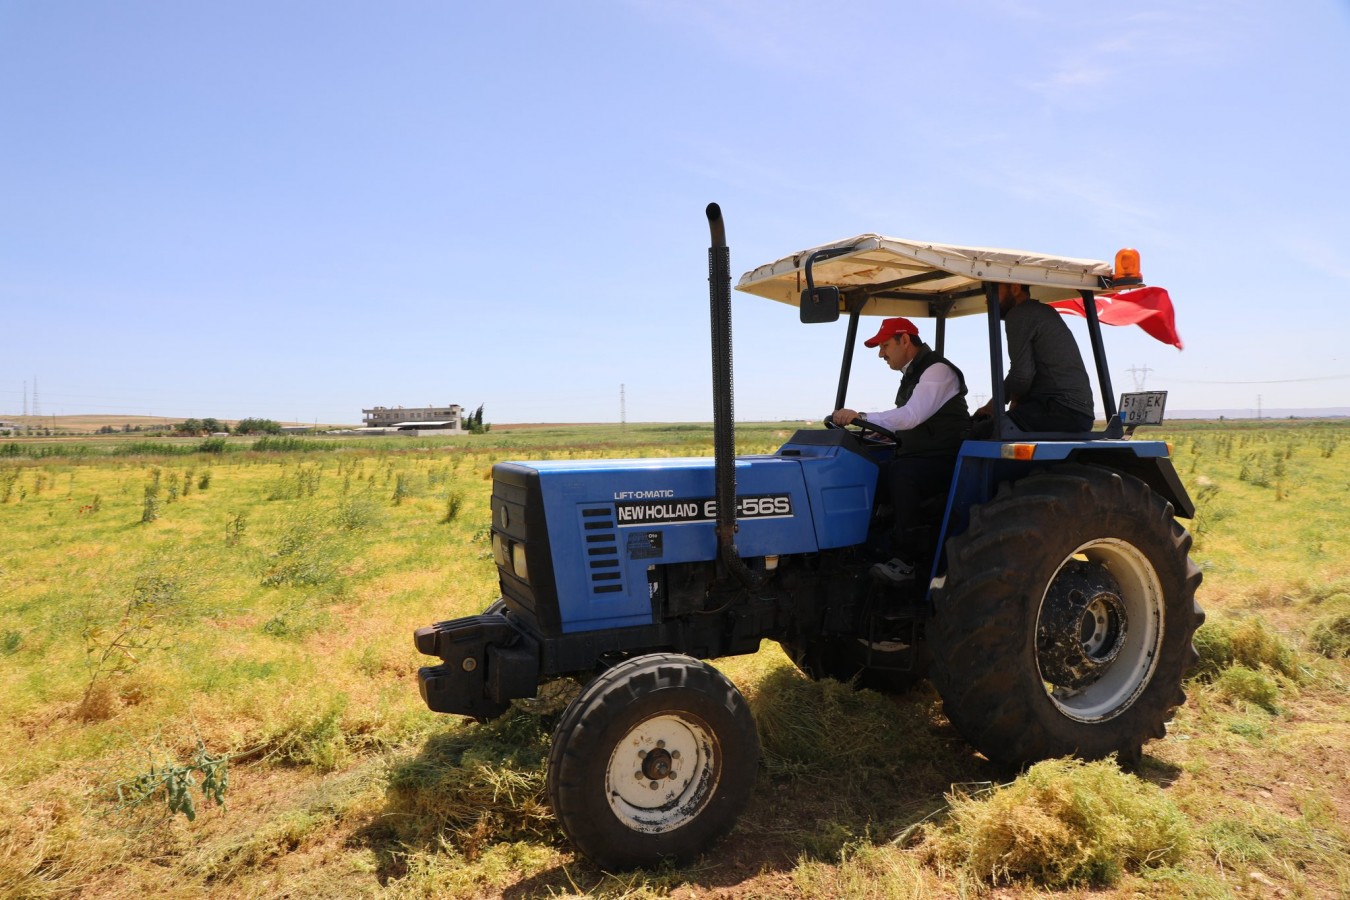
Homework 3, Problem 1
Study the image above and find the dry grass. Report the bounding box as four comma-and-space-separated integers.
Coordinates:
920, 758, 1191, 888
0, 420, 1347, 898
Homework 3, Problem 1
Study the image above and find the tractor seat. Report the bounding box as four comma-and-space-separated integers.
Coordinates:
993, 413, 1125, 442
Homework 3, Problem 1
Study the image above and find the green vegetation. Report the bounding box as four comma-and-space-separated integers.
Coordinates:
0, 419, 1346, 898
174, 417, 229, 435
234, 417, 283, 435
0, 420, 804, 459
112, 740, 230, 822
466, 403, 490, 434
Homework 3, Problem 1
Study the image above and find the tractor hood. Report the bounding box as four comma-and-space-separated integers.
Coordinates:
514, 454, 833, 563
490, 434, 880, 632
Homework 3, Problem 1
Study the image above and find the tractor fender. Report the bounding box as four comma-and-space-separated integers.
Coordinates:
1065, 448, 1195, 519
933, 440, 1194, 592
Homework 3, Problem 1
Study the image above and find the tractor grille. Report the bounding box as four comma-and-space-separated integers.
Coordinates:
581, 507, 623, 595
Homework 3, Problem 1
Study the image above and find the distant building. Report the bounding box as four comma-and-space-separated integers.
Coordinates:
362, 404, 464, 431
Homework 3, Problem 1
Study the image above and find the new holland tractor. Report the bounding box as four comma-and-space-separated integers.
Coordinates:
414, 204, 1203, 869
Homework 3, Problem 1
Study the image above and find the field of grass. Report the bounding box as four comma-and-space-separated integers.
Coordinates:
1, 420, 1346, 898
0, 415, 361, 436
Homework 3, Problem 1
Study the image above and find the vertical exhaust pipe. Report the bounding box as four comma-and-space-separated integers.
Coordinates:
705, 203, 761, 588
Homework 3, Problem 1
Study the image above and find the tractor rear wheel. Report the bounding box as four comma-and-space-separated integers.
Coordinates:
546, 653, 758, 869
929, 464, 1203, 768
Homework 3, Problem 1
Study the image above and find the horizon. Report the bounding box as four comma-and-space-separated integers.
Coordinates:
4, 407, 1349, 434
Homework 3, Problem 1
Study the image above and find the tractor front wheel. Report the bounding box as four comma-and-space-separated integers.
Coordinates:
546, 653, 759, 869
929, 465, 1203, 768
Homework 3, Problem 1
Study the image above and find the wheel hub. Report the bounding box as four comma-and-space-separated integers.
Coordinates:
640, 746, 675, 781
1038, 559, 1128, 689
607, 714, 712, 831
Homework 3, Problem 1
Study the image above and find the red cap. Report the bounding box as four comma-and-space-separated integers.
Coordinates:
863, 317, 920, 347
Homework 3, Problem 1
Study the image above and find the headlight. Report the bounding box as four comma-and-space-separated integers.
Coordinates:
511, 543, 529, 583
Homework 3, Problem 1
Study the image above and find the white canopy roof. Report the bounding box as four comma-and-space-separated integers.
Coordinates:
736, 234, 1119, 319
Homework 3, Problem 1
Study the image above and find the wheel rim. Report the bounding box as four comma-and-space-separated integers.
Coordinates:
605, 712, 719, 834
1036, 539, 1163, 722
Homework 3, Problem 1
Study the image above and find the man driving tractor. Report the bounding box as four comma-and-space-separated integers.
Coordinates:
831, 316, 969, 584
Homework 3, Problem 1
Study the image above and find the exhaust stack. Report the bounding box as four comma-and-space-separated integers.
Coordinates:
705, 203, 761, 588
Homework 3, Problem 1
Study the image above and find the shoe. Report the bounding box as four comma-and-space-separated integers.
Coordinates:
870, 558, 916, 585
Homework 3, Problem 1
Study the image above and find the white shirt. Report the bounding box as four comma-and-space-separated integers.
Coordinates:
865, 360, 961, 432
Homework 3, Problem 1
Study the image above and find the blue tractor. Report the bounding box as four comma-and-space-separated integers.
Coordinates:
414, 205, 1203, 869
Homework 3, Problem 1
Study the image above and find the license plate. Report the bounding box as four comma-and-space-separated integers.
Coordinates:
1118, 391, 1167, 426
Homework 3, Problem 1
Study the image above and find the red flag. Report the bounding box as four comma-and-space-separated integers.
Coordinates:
1049, 287, 1183, 349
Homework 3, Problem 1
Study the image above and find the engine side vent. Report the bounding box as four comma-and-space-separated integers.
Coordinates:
581, 507, 623, 595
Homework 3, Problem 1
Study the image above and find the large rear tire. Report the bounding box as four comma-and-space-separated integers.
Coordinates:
546, 653, 759, 869
929, 464, 1203, 768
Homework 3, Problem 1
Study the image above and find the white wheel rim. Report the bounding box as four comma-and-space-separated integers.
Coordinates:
605, 712, 719, 834
1037, 538, 1163, 722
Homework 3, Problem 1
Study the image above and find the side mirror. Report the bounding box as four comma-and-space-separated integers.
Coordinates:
800, 286, 841, 323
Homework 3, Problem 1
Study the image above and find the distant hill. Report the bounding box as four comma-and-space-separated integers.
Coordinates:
1170, 407, 1350, 420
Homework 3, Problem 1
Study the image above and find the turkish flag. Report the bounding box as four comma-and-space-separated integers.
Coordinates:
1049, 287, 1183, 349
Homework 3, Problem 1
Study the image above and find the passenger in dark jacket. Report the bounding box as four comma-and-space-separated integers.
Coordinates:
975, 283, 1095, 432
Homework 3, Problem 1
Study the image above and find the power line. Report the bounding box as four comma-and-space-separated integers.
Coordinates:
1126, 364, 1153, 390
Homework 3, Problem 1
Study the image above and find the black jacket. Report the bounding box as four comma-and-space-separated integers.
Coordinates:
894, 347, 970, 458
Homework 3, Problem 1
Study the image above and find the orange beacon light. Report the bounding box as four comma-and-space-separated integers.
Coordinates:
1112, 248, 1142, 287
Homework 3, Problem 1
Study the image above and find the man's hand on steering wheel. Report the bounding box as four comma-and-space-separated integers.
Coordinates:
824, 409, 898, 444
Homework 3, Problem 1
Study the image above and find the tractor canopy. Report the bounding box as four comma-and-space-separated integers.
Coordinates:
736, 234, 1139, 319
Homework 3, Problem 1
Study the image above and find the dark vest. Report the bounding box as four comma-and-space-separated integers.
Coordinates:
894, 347, 970, 457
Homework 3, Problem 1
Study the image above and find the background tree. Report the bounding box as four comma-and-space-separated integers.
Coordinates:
234, 418, 282, 435
468, 404, 490, 434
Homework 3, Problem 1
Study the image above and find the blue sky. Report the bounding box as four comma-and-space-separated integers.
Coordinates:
3, 0, 1348, 425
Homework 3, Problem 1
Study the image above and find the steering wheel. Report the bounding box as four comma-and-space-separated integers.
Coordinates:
823, 413, 898, 446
